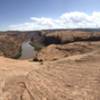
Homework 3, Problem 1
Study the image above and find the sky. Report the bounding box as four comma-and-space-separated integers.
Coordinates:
0, 0, 100, 30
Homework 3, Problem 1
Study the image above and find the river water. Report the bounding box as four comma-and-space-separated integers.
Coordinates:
20, 41, 34, 59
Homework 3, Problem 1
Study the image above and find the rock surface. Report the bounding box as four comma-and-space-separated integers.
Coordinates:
0, 57, 42, 100
35, 41, 100, 61
0, 35, 22, 58
43, 31, 100, 44
1, 50, 100, 99
26, 51, 100, 100
1, 30, 100, 99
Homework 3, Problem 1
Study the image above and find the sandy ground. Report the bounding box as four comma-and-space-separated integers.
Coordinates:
0, 57, 43, 99
0, 50, 100, 99
0, 57, 41, 76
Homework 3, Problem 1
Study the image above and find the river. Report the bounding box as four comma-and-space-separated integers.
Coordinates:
20, 41, 34, 59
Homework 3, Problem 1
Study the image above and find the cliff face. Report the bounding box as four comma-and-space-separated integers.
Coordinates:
43, 31, 100, 44
0, 31, 41, 58
31, 31, 100, 61
1, 30, 100, 60
0, 35, 21, 58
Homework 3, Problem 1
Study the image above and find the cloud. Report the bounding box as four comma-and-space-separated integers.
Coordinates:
9, 23, 34, 30
31, 17, 55, 27
8, 11, 100, 30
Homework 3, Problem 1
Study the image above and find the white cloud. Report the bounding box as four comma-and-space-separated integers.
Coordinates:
9, 23, 34, 30
8, 11, 100, 30
31, 17, 55, 27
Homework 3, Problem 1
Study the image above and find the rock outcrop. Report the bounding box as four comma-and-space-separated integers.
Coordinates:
0, 35, 22, 58
1, 30, 100, 99
1, 30, 100, 59
43, 31, 100, 44
34, 41, 100, 61
0, 31, 44, 58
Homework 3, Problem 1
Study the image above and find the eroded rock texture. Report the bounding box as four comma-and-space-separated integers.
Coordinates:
1, 50, 100, 100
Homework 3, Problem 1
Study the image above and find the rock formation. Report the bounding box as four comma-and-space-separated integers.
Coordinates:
43, 31, 100, 44
1, 30, 100, 99
0, 35, 22, 58
34, 41, 100, 61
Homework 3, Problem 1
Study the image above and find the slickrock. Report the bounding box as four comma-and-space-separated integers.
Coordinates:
35, 41, 100, 61
1, 50, 100, 100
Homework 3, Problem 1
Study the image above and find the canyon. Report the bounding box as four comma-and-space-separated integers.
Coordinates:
0, 29, 100, 99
